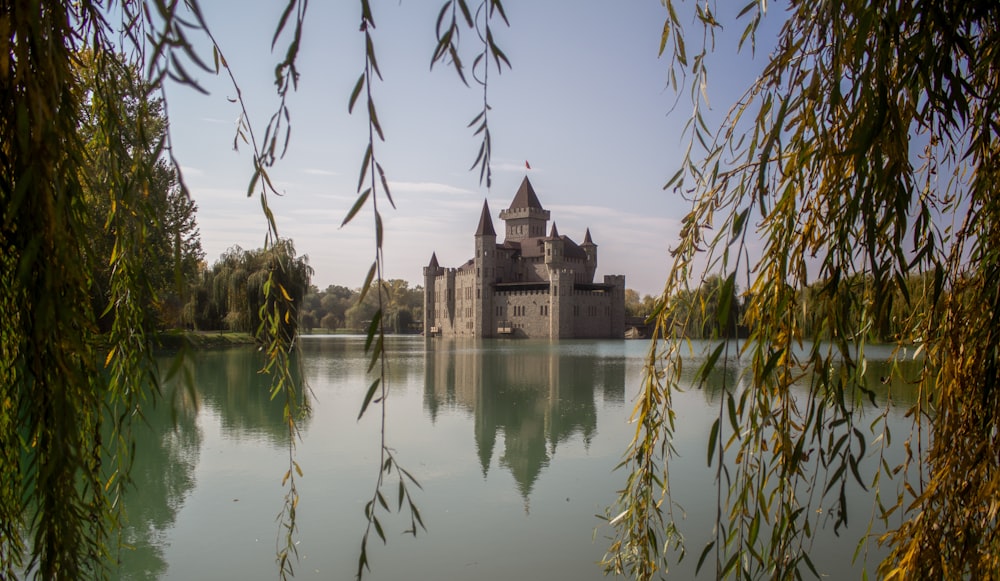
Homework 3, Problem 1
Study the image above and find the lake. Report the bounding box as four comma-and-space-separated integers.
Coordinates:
115, 335, 920, 579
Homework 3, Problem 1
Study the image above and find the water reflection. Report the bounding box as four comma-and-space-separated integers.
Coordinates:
115, 348, 310, 580
114, 373, 200, 579
191, 348, 311, 444
670, 341, 925, 411
423, 340, 625, 505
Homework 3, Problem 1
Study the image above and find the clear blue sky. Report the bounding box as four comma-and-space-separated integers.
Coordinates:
165, 1, 779, 297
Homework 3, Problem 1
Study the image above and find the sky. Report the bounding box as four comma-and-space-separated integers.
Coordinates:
164, 1, 780, 297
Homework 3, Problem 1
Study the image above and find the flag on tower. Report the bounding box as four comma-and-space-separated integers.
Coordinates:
525, 160, 531, 170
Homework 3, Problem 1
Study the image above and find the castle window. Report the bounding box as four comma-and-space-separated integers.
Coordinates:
476, 288, 480, 298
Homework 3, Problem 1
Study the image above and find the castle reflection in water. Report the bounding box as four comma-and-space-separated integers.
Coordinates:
422, 340, 626, 504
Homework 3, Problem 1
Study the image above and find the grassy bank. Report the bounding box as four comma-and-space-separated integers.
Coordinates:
157, 330, 256, 349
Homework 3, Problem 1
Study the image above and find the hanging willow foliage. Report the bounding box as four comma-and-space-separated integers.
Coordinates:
1, 1, 310, 578
605, 1, 1000, 579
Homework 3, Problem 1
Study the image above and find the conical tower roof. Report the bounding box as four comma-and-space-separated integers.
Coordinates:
475, 199, 497, 236
428, 252, 440, 269
582, 228, 595, 246
548, 222, 560, 239
508, 177, 544, 211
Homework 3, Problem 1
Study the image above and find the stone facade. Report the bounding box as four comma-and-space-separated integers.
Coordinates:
423, 177, 625, 339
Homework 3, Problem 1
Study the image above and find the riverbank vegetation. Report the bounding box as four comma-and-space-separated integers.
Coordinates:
297, 279, 424, 334
605, 2, 1000, 580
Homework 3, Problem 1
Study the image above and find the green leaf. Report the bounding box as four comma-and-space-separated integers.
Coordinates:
696, 342, 725, 386
695, 540, 715, 574
707, 418, 719, 467
342, 188, 371, 228
358, 378, 381, 420
658, 17, 671, 57
357, 144, 372, 192
349, 74, 365, 113
358, 262, 377, 303
365, 309, 383, 352
272, 0, 296, 49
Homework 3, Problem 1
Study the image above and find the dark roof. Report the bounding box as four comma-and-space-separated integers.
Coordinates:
560, 236, 588, 260
504, 234, 587, 260
508, 177, 544, 211
475, 199, 497, 236
428, 252, 439, 269
548, 222, 559, 239
581, 228, 595, 246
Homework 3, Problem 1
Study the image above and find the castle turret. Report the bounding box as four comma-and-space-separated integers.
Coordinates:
581, 228, 597, 283
543, 222, 564, 268
423, 252, 441, 336
474, 199, 496, 337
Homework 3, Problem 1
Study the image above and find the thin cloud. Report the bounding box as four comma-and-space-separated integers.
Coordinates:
387, 181, 474, 195
493, 160, 537, 173
179, 166, 205, 177
303, 168, 339, 176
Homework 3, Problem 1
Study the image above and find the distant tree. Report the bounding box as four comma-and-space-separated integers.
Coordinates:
346, 299, 379, 332
624, 289, 642, 317
320, 312, 341, 331
185, 242, 313, 339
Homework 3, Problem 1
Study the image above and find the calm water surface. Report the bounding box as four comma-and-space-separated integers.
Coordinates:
116, 336, 921, 580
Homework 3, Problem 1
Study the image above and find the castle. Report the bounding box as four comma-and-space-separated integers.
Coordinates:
423, 177, 625, 339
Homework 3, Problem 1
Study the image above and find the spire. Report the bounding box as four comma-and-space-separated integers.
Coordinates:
548, 222, 559, 239
475, 199, 496, 237
581, 228, 595, 246
428, 252, 439, 269
508, 177, 544, 211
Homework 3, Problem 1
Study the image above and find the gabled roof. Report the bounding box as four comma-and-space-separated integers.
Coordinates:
508, 177, 544, 211
475, 199, 497, 236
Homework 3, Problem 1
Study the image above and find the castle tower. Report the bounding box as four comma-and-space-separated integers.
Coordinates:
605, 275, 627, 339
581, 228, 597, 283
423, 252, 441, 336
499, 177, 550, 241
474, 199, 497, 337
548, 267, 573, 338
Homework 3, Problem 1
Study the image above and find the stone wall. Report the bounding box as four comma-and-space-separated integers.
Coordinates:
493, 289, 552, 338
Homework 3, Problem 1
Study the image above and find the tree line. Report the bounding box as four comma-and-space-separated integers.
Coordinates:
297, 279, 424, 334
182, 248, 423, 335
628, 272, 939, 344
